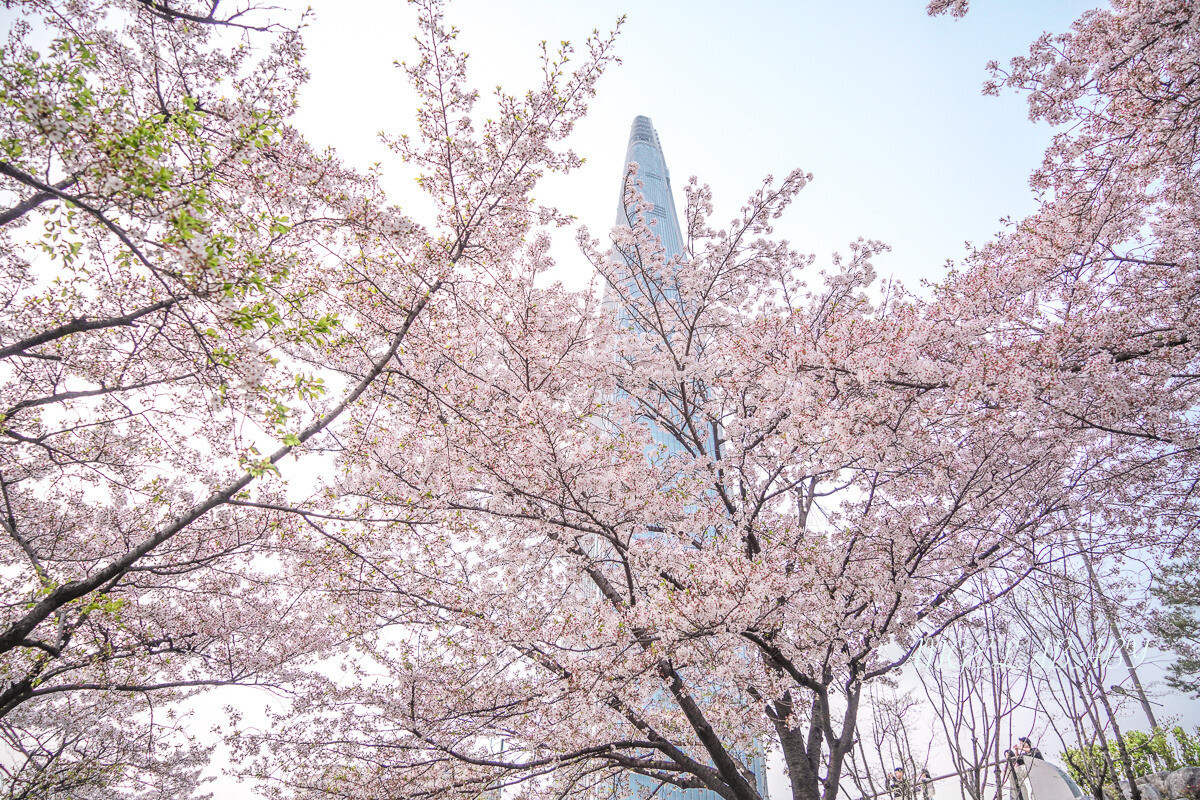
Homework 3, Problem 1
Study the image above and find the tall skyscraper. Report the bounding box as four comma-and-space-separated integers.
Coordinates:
605, 115, 770, 800
609, 115, 695, 462
617, 115, 685, 260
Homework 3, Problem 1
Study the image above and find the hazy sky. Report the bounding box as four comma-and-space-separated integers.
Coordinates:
292, 0, 1098, 293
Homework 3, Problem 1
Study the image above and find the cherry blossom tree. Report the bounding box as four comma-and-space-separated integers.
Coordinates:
5, 0, 1195, 798
930, 0, 1200, 771
0, 1, 409, 793
0, 0, 616, 795
922, 3, 1200, 793
235, 3, 1200, 800
237, 154, 1119, 800
932, 0, 1200, 547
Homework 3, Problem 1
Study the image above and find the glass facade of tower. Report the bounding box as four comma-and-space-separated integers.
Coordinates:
606, 115, 770, 800
610, 115, 695, 462
618, 115, 685, 259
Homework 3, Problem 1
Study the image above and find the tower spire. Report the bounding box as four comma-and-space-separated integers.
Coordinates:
616, 115, 685, 259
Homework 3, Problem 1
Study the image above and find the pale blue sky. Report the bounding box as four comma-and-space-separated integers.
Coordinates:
294, 0, 1096, 290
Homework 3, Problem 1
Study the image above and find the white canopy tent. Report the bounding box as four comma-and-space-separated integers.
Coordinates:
1010, 758, 1088, 800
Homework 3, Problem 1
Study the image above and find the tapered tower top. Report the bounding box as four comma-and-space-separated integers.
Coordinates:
628, 115, 662, 148
616, 115, 684, 259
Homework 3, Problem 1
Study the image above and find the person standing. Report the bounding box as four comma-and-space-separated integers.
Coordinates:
889, 766, 911, 800
920, 768, 935, 800
1016, 737, 1044, 762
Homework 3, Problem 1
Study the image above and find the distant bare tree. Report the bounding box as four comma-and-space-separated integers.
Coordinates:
845, 685, 936, 800
915, 597, 1034, 800
1007, 552, 1151, 800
